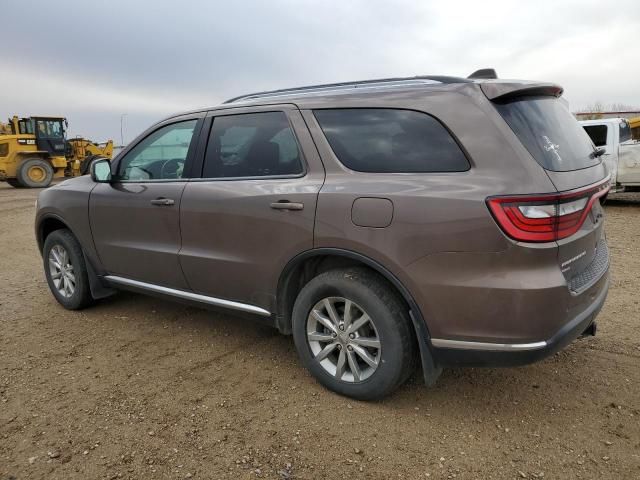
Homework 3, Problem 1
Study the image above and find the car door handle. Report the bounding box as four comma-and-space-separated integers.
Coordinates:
270, 201, 304, 211
150, 198, 175, 206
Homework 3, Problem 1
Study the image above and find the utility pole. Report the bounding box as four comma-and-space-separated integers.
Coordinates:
120, 113, 128, 147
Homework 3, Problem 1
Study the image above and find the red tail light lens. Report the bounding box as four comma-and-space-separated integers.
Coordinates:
487, 178, 610, 242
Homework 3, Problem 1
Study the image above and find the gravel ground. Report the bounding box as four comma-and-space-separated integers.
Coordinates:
0, 183, 639, 480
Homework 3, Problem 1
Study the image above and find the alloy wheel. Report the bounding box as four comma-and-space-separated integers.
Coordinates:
306, 296, 381, 382
48, 244, 76, 298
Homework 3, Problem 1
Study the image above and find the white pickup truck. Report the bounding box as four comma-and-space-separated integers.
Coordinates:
580, 118, 640, 193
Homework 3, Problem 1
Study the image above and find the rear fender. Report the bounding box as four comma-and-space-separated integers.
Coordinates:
279, 248, 442, 386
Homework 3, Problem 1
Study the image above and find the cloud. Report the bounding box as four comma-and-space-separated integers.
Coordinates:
1, 0, 638, 142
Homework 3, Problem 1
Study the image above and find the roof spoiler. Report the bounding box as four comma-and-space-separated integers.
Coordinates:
480, 82, 564, 101
468, 68, 498, 79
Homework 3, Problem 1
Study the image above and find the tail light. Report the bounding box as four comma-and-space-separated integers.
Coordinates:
487, 177, 610, 242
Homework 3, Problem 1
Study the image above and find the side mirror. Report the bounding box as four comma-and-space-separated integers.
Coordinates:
90, 158, 112, 183
594, 146, 607, 158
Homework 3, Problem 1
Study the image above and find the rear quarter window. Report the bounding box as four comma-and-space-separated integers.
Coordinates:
313, 109, 469, 173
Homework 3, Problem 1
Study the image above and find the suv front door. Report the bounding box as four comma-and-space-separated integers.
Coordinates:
89, 115, 203, 289
179, 106, 325, 314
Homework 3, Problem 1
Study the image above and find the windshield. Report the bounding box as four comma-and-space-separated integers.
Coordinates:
495, 97, 599, 172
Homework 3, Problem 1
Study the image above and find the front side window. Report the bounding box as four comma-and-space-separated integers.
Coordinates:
117, 120, 197, 181
583, 125, 608, 147
203, 112, 303, 178
313, 108, 469, 173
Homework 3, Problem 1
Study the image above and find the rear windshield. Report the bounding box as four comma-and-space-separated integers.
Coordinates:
495, 97, 599, 172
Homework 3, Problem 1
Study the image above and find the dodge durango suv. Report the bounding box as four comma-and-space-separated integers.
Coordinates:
36, 70, 610, 400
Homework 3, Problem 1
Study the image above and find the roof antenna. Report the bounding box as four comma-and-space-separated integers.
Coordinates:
468, 68, 498, 79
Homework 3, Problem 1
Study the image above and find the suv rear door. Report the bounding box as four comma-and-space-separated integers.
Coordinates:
89, 115, 204, 289
178, 105, 324, 314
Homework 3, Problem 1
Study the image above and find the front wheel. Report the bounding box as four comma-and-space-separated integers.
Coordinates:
43, 229, 94, 310
17, 158, 54, 188
292, 268, 416, 400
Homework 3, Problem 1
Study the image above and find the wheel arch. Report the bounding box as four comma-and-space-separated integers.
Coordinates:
37, 213, 70, 252
276, 248, 442, 385
37, 213, 115, 300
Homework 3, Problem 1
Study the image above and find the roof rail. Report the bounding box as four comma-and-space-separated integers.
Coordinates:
223, 75, 471, 104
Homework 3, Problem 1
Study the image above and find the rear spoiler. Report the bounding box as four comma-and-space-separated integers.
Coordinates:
480, 81, 563, 101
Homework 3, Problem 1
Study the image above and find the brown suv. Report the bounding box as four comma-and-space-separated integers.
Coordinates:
35, 71, 610, 400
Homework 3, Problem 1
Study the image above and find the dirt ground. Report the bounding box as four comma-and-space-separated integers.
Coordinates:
0, 183, 638, 480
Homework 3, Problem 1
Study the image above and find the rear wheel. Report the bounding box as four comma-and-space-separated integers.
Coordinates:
6, 179, 23, 188
17, 158, 54, 188
43, 229, 94, 310
292, 268, 416, 400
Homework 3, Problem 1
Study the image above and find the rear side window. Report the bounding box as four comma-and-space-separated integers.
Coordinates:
495, 97, 599, 172
313, 109, 469, 173
203, 112, 303, 178
583, 125, 608, 147
18, 119, 34, 135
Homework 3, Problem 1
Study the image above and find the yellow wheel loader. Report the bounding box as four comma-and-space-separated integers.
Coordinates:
0, 116, 113, 188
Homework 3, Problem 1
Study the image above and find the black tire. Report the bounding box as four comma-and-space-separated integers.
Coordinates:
292, 267, 416, 400
6, 179, 24, 188
17, 158, 54, 188
80, 155, 103, 176
43, 229, 94, 310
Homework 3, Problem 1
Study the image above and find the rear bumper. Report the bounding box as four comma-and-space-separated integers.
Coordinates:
431, 272, 609, 367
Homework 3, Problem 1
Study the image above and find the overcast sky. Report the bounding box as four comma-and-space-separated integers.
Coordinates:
2, 0, 638, 144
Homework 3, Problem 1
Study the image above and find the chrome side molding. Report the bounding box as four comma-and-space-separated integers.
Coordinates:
104, 275, 271, 317
430, 338, 547, 352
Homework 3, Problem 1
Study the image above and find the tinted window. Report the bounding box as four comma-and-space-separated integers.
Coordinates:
619, 119, 632, 143
583, 125, 608, 147
118, 120, 197, 181
19, 119, 34, 135
203, 112, 303, 178
495, 97, 599, 172
36, 120, 64, 139
313, 109, 469, 173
